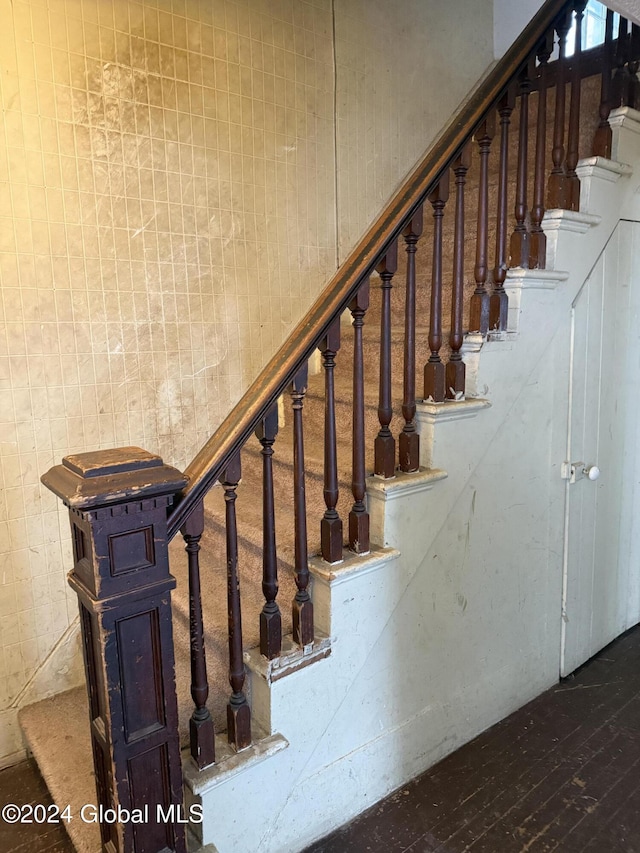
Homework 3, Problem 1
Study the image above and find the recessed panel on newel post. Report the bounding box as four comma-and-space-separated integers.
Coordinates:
42, 447, 188, 853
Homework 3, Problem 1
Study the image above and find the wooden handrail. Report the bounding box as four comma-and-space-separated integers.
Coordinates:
167, 0, 572, 539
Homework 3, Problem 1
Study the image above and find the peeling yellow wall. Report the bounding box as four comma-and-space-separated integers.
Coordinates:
0, 0, 493, 763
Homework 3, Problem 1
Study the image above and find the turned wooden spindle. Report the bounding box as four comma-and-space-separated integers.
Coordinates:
530, 32, 554, 269
470, 116, 495, 334
349, 280, 371, 552
611, 17, 632, 108
256, 403, 281, 660
593, 10, 615, 158
629, 25, 640, 108
400, 209, 423, 470
375, 242, 399, 477
566, 1, 587, 211
424, 174, 450, 402
222, 454, 251, 751
290, 365, 313, 646
510, 64, 532, 268
320, 318, 343, 562
491, 86, 516, 331
447, 145, 471, 399
547, 11, 572, 209
181, 500, 215, 769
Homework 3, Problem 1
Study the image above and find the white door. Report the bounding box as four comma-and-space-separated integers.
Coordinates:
561, 221, 640, 677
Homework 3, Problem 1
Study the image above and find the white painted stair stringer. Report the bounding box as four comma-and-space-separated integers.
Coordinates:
384, 146, 640, 570
184, 117, 640, 853
426, 129, 640, 562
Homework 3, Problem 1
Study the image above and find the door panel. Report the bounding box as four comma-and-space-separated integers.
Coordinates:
561, 221, 640, 677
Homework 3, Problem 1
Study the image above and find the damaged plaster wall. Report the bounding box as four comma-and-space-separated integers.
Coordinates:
0, 0, 494, 763
0, 0, 336, 764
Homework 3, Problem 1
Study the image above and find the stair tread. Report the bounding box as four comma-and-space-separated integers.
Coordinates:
19, 688, 99, 853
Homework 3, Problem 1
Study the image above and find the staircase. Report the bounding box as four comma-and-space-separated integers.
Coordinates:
17, 2, 640, 852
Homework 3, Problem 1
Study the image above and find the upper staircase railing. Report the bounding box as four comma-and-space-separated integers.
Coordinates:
41, 1, 640, 850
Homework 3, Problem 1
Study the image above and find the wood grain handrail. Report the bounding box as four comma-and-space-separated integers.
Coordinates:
167, 0, 570, 539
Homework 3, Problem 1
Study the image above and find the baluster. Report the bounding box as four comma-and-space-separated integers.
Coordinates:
349, 280, 371, 551
547, 10, 572, 209
510, 64, 532, 267
290, 365, 313, 646
424, 174, 449, 402
470, 115, 495, 334
222, 454, 251, 750
375, 242, 399, 477
629, 25, 640, 108
400, 209, 423, 470
611, 17, 632, 108
593, 9, 615, 158
447, 144, 471, 399
491, 86, 515, 331
320, 318, 343, 562
256, 403, 281, 660
530, 32, 554, 269
181, 500, 215, 769
566, 2, 587, 212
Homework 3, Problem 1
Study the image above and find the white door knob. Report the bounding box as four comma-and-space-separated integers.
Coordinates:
584, 465, 600, 481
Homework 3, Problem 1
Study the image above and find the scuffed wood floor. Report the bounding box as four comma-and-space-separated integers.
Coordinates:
0, 759, 74, 852
306, 625, 640, 852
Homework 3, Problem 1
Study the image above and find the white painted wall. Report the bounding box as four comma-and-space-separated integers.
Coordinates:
493, 0, 544, 58
493, 0, 640, 59
607, 0, 640, 25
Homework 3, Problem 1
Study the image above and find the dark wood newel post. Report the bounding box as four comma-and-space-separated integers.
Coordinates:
41, 447, 187, 853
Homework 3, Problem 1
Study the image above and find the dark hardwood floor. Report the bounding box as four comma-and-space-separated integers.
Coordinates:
306, 625, 640, 853
0, 759, 74, 852
4, 625, 640, 852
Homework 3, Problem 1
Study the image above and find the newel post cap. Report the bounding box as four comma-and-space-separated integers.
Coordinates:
41, 446, 188, 510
